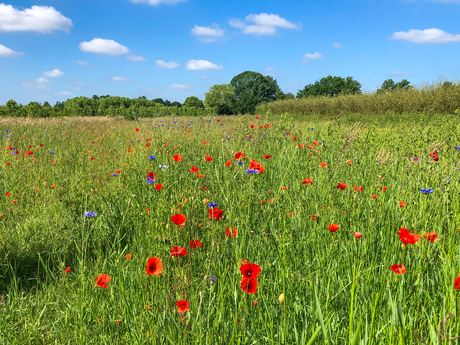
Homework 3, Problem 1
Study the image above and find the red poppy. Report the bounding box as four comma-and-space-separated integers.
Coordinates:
234, 152, 244, 160
240, 263, 261, 279
319, 162, 327, 167
430, 150, 439, 162
169, 246, 188, 257
264, 154, 271, 159
353, 232, 362, 238
95, 274, 111, 289
423, 232, 439, 242
190, 166, 199, 173
240, 277, 258, 294
292, 136, 297, 140
64, 267, 71, 273
90, 157, 95, 160
206, 156, 213, 162
5, 192, 11, 196
390, 265, 406, 274
398, 228, 420, 246
353, 186, 363, 193
225, 227, 237, 237
302, 177, 313, 185
125, 254, 132, 259
202, 141, 206, 145
455, 275, 460, 290
313, 141, 319, 146
209, 207, 223, 221
171, 214, 186, 225
266, 124, 272, 128
155, 184, 163, 190
190, 239, 202, 248
372, 195, 377, 199
197, 173, 204, 178
135, 128, 140, 132
328, 223, 340, 232
172, 154, 183, 162
337, 183, 347, 190
146, 257, 163, 275
399, 201, 406, 207
249, 159, 265, 174
225, 160, 233, 166
380, 186, 388, 191
347, 160, 352, 165
176, 300, 189, 313
250, 125, 255, 129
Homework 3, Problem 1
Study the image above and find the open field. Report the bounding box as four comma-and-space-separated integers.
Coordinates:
1, 113, 460, 344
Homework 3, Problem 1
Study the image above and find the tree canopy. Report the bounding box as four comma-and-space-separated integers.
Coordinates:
183, 96, 204, 109
297, 75, 362, 98
377, 79, 411, 94
204, 83, 235, 115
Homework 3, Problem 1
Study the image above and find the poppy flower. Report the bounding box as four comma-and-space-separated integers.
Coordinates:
380, 186, 387, 191
455, 275, 460, 290
169, 246, 188, 257
95, 274, 111, 289
337, 183, 347, 190
423, 232, 439, 242
313, 141, 319, 146
430, 150, 439, 162
190, 166, 199, 173
328, 223, 340, 232
225, 160, 233, 166
125, 254, 132, 259
240, 278, 258, 294
155, 184, 163, 191
353, 186, 363, 193
240, 263, 261, 280
347, 160, 352, 165
292, 136, 297, 140
372, 195, 377, 199
209, 207, 223, 221
319, 162, 327, 167
250, 125, 255, 129
353, 232, 362, 238
171, 214, 186, 225
264, 154, 271, 159
190, 239, 203, 249
202, 141, 206, 145
225, 227, 237, 237
197, 173, 204, 178
172, 154, 183, 162
135, 128, 140, 132
398, 228, 420, 246
206, 156, 213, 162
390, 265, 406, 274
5, 192, 11, 196
249, 160, 265, 174
64, 267, 71, 273
176, 300, 189, 313
90, 157, 95, 160
399, 201, 406, 207
146, 257, 163, 275
234, 152, 244, 160
298, 144, 304, 148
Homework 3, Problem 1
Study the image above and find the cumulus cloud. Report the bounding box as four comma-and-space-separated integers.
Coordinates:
22, 77, 50, 90
302, 52, 323, 61
0, 44, 23, 57
229, 13, 300, 36
111, 76, 131, 82
76, 60, 89, 65
169, 83, 192, 90
42, 69, 65, 77
191, 24, 224, 42
155, 60, 180, 68
127, 0, 187, 5
126, 54, 146, 61
0, 4, 72, 33
185, 59, 224, 70
79, 38, 130, 55
390, 28, 460, 43
55, 91, 72, 96
333, 43, 344, 48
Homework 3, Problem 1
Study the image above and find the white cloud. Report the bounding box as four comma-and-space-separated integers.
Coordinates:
265, 67, 276, 71
42, 69, 65, 77
76, 60, 89, 65
155, 60, 180, 68
391, 71, 410, 77
142, 87, 162, 92
333, 43, 344, 48
55, 91, 72, 96
185, 59, 224, 70
0, 44, 23, 57
191, 24, 224, 42
303, 52, 323, 60
111, 76, 131, 82
127, 0, 187, 5
390, 28, 460, 43
229, 13, 300, 36
22, 77, 50, 90
169, 83, 192, 90
0, 4, 72, 33
126, 54, 146, 61
79, 38, 130, 55
288, 82, 302, 87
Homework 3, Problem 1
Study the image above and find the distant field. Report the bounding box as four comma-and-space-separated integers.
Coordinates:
1, 114, 460, 344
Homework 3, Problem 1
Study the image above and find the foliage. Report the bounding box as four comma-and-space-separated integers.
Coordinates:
296, 75, 362, 98
230, 71, 281, 114
183, 96, 204, 109
376, 79, 411, 94
204, 83, 235, 115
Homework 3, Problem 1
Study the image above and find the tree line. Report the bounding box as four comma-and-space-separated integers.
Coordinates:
0, 71, 416, 117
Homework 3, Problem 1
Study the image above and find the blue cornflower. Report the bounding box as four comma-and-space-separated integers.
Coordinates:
112, 174, 118, 177
455, 146, 460, 150
148, 155, 156, 160
5, 129, 9, 132
207, 202, 218, 208
245, 168, 258, 174
137, 140, 141, 142
147, 177, 156, 184
237, 161, 244, 165
50, 151, 55, 154
247, 139, 252, 141
10, 152, 16, 155
311, 128, 314, 130
84, 211, 97, 217
113, 149, 117, 151
420, 188, 434, 194
159, 165, 167, 169
208, 120, 212, 123
200, 117, 202, 119
225, 137, 230, 140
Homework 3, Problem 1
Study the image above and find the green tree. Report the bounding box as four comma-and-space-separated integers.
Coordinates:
204, 84, 235, 115
297, 75, 362, 98
170, 101, 182, 108
230, 71, 281, 114
153, 98, 165, 105
183, 96, 204, 109
377, 79, 411, 94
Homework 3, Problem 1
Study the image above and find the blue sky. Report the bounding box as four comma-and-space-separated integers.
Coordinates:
1, 0, 460, 105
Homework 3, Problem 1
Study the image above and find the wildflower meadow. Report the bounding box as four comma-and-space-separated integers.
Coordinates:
2, 112, 460, 344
